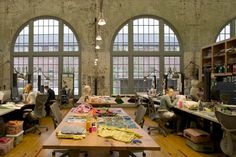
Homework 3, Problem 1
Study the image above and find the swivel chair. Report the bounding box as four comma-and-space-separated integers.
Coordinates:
24, 93, 48, 135
147, 97, 172, 137
111, 105, 147, 157
50, 101, 88, 157
215, 110, 236, 157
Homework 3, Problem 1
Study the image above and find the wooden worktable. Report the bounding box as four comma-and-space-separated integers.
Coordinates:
43, 108, 160, 157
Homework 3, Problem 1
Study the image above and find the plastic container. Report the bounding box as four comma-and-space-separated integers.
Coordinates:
6, 121, 23, 135
186, 139, 214, 153
0, 137, 14, 155
183, 128, 210, 143
0, 118, 6, 137
6, 130, 24, 146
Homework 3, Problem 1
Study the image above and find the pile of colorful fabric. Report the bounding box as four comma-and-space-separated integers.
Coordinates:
71, 103, 93, 113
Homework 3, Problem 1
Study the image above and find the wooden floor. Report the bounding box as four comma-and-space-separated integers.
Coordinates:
2, 107, 226, 157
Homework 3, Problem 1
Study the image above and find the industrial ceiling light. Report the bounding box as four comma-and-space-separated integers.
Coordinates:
98, 17, 106, 26
96, 34, 102, 41
95, 45, 100, 49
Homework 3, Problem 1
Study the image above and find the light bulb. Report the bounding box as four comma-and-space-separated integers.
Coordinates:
96, 35, 102, 41
95, 45, 100, 49
98, 18, 106, 26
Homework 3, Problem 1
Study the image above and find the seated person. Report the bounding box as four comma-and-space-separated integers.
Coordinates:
159, 88, 182, 135
44, 85, 56, 116
77, 85, 92, 103
189, 79, 203, 101
21, 84, 37, 126
61, 85, 70, 104
22, 83, 37, 106
44, 85, 55, 102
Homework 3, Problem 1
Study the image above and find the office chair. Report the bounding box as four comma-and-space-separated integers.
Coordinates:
50, 101, 88, 157
126, 105, 147, 157
147, 97, 160, 120
215, 110, 236, 157
110, 105, 147, 157
24, 93, 48, 135
147, 97, 172, 137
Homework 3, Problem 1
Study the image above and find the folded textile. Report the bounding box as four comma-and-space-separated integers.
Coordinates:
57, 131, 86, 140
60, 125, 86, 135
97, 126, 142, 143
71, 103, 93, 113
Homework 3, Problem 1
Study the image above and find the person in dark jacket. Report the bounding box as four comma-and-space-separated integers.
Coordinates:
44, 85, 55, 116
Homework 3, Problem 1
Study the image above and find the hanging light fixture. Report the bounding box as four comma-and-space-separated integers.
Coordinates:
96, 34, 102, 41
98, 0, 106, 26
95, 45, 100, 49
98, 14, 106, 26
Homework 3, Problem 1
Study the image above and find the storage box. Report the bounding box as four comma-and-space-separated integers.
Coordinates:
186, 139, 214, 153
6, 130, 24, 146
6, 121, 23, 135
183, 128, 210, 143
0, 137, 14, 155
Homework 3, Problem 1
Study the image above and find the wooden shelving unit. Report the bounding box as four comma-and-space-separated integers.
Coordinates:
201, 37, 236, 77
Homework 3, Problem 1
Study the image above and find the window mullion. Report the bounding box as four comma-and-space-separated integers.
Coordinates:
231, 20, 235, 37
28, 20, 34, 77
128, 20, 134, 93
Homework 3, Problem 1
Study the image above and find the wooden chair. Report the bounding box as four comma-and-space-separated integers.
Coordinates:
215, 110, 236, 157
24, 93, 48, 135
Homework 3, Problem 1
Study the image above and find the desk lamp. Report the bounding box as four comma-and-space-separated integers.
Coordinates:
1, 60, 26, 80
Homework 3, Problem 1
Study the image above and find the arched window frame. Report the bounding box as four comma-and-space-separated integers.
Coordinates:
216, 18, 236, 42
111, 16, 183, 95
11, 16, 81, 96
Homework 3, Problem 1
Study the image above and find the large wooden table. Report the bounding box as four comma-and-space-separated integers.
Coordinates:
43, 108, 160, 157
0, 102, 26, 116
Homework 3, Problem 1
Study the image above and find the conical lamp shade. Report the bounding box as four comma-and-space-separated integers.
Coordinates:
98, 18, 106, 26
96, 35, 102, 41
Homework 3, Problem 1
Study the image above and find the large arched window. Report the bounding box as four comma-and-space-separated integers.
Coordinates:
12, 17, 80, 95
216, 18, 236, 42
112, 17, 182, 94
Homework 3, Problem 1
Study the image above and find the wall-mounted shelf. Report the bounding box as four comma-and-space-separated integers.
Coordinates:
201, 37, 236, 77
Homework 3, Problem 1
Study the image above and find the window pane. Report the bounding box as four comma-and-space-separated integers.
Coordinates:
63, 25, 79, 52
33, 19, 59, 52
112, 57, 128, 94
133, 18, 159, 51
63, 57, 80, 95
216, 23, 231, 42
113, 24, 128, 51
133, 57, 160, 92
164, 24, 180, 51
164, 56, 180, 90
14, 25, 29, 52
33, 57, 59, 94
13, 57, 28, 94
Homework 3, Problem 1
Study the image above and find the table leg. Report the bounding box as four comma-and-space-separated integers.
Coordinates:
68, 150, 80, 157
118, 150, 129, 157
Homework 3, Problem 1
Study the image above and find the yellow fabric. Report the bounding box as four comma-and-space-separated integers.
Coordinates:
57, 131, 86, 140
97, 126, 142, 143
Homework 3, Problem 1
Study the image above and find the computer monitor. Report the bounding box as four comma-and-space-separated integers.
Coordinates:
0, 90, 11, 104
11, 87, 20, 102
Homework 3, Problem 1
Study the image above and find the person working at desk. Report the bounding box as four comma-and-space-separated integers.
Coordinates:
159, 88, 182, 135
77, 85, 92, 103
22, 83, 37, 106
44, 85, 55, 116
